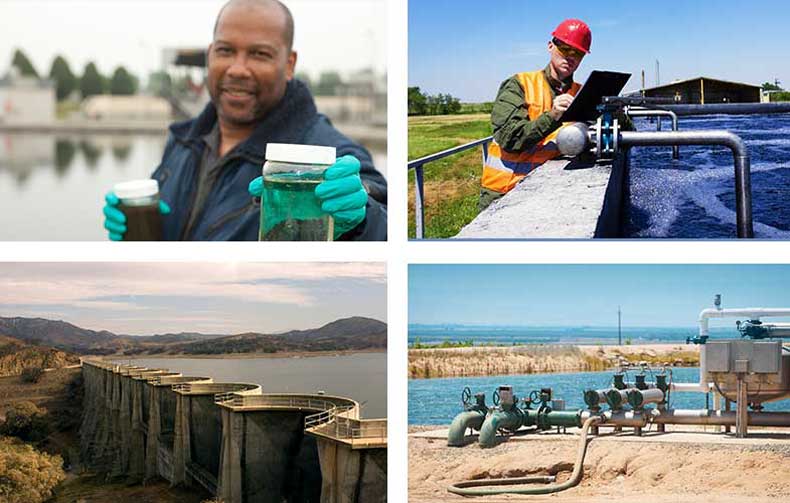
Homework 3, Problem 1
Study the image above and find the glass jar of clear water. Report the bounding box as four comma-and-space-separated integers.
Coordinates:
260, 143, 336, 241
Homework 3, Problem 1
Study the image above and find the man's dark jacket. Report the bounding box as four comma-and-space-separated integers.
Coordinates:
152, 79, 387, 240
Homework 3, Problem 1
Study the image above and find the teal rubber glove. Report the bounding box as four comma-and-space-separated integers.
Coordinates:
248, 155, 368, 240
103, 191, 171, 241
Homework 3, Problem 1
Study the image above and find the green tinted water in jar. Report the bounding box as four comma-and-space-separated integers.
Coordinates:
260, 143, 336, 241
260, 170, 333, 241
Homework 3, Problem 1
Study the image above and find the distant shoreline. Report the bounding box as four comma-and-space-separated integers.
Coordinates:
100, 348, 386, 361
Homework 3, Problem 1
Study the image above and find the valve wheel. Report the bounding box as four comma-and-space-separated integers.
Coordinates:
529, 390, 541, 403
492, 390, 500, 406
461, 386, 472, 406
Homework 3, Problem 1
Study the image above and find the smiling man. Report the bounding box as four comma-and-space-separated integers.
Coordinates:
479, 19, 591, 210
103, 0, 387, 240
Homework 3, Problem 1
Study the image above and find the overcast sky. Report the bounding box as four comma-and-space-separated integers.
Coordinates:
0, 262, 386, 335
2, 0, 386, 82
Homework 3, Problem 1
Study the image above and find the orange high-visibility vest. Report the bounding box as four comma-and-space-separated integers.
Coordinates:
482, 71, 581, 194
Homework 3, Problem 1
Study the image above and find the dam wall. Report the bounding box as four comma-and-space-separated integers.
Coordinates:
79, 359, 387, 503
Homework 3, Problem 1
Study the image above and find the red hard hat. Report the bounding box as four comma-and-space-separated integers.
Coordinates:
552, 19, 592, 54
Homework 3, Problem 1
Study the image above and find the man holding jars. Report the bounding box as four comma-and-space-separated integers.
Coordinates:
102, 0, 387, 240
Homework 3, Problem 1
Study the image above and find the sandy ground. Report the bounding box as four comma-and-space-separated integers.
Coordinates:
409, 425, 790, 502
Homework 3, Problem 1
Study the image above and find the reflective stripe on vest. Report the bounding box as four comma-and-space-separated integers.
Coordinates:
482, 71, 581, 194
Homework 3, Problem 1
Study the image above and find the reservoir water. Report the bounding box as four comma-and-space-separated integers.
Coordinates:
409, 367, 790, 425
119, 352, 387, 419
0, 132, 386, 240
628, 114, 790, 238
407, 325, 737, 346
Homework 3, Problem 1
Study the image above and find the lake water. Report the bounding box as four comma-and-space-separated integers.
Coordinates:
628, 114, 790, 238
0, 132, 387, 240
408, 325, 734, 346
119, 352, 387, 419
409, 367, 790, 424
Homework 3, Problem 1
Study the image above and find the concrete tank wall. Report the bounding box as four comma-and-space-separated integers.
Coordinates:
456, 153, 629, 239
79, 360, 386, 503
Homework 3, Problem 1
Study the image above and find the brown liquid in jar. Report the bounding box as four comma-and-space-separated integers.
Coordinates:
119, 203, 163, 241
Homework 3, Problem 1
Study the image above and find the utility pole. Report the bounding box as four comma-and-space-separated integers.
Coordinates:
641, 69, 646, 96
656, 60, 660, 86
618, 306, 622, 346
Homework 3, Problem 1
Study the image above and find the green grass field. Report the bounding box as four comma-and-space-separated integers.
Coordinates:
408, 114, 492, 238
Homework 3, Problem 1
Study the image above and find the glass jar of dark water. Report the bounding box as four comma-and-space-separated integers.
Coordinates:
113, 179, 163, 241
260, 144, 336, 241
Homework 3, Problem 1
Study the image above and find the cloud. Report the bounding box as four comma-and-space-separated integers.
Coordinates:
0, 262, 385, 310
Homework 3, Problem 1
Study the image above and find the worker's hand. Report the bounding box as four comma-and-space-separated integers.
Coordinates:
248, 155, 368, 240
549, 93, 575, 121
103, 191, 171, 241
315, 155, 368, 239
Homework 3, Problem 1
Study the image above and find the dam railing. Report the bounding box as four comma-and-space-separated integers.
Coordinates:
408, 136, 493, 239
305, 404, 388, 446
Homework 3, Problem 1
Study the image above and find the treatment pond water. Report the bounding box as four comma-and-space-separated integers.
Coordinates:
409, 368, 790, 425
627, 114, 790, 238
120, 352, 387, 418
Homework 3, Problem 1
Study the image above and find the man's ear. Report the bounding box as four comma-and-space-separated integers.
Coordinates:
286, 50, 298, 81
206, 43, 214, 68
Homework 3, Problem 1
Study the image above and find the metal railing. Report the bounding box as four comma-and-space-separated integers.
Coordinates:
408, 136, 493, 239
226, 394, 357, 411
305, 405, 387, 444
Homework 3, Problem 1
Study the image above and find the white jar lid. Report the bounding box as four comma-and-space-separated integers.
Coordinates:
265, 143, 336, 165
114, 179, 159, 200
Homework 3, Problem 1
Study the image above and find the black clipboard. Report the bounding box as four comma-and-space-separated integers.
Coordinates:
560, 70, 631, 122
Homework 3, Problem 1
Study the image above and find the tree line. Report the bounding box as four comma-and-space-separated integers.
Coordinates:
10, 48, 139, 101
9, 48, 369, 101
408, 86, 462, 115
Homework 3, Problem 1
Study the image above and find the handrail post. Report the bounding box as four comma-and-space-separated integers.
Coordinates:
415, 166, 425, 239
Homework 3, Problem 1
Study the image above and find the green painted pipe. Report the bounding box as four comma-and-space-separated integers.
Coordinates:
478, 409, 524, 448
606, 389, 629, 410
447, 410, 487, 447
525, 409, 582, 429
584, 389, 607, 409
448, 416, 603, 496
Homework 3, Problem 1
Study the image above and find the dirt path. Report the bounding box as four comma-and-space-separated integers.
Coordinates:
409, 426, 790, 502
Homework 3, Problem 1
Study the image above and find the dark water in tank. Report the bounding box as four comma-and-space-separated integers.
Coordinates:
627, 114, 790, 238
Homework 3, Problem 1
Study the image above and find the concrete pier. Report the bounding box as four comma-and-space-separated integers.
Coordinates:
455, 152, 629, 238
79, 359, 387, 502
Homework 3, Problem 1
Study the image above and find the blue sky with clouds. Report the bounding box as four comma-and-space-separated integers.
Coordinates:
0, 262, 386, 335
409, 264, 790, 328
409, 0, 790, 102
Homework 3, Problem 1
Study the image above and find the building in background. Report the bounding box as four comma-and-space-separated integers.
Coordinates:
0, 69, 56, 125
638, 77, 761, 104
81, 95, 171, 121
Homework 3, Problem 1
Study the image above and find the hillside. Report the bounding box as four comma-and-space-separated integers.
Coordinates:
0, 335, 80, 377
173, 317, 387, 355
0, 316, 387, 356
